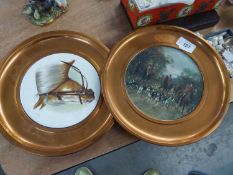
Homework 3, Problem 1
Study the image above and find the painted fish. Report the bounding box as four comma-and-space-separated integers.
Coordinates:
34, 60, 95, 109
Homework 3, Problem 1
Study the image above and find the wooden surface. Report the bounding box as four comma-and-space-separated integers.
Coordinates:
0, 1, 232, 175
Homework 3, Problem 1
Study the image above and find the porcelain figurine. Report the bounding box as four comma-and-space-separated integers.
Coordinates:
23, 0, 68, 26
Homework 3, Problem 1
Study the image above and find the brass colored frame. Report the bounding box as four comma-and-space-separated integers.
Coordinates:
102, 25, 231, 146
0, 31, 114, 156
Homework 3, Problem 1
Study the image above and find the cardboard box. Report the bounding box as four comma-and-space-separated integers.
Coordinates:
204, 28, 233, 102
121, 0, 225, 29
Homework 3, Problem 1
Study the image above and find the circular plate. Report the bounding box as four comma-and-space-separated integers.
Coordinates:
102, 25, 231, 146
0, 31, 114, 156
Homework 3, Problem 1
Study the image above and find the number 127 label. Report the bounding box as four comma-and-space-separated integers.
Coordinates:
176, 37, 196, 53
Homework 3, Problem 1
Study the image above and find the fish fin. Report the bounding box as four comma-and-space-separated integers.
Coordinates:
61, 60, 75, 66
39, 102, 46, 110
60, 60, 75, 77
68, 60, 75, 65
33, 96, 45, 110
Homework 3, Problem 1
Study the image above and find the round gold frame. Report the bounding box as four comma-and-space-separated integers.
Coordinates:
102, 25, 231, 146
0, 31, 114, 156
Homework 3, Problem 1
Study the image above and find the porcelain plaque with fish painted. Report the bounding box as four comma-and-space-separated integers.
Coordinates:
20, 53, 100, 128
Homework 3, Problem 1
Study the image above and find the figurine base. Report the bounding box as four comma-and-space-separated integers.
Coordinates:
23, 0, 68, 26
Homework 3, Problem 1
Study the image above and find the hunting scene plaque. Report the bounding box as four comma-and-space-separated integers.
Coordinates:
102, 25, 230, 146
125, 46, 204, 121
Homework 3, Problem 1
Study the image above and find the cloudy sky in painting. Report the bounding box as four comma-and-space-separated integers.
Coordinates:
162, 46, 200, 78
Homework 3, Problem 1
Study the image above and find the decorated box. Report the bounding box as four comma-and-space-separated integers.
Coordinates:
121, 0, 225, 28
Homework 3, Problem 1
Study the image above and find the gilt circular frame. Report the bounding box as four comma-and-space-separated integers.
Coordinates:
102, 26, 231, 146
0, 31, 114, 155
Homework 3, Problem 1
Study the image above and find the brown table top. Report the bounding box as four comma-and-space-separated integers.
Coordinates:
0, 1, 232, 175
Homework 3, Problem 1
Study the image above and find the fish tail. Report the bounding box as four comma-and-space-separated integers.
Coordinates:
33, 96, 46, 110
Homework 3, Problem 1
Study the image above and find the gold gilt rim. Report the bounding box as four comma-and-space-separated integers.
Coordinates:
102, 25, 231, 146
0, 31, 114, 156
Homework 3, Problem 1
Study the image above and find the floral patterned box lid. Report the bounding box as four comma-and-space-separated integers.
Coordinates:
121, 0, 224, 28
134, 0, 195, 12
